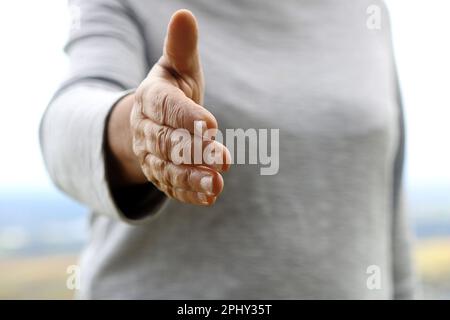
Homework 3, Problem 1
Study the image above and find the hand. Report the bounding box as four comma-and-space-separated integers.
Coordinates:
107, 10, 230, 206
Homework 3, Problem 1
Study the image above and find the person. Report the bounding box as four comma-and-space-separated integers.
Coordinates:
40, 0, 416, 299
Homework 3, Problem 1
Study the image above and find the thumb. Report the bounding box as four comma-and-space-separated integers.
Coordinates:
163, 9, 201, 76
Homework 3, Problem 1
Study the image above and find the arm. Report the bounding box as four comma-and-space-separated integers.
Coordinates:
40, 0, 229, 223
105, 92, 146, 187
392, 191, 418, 299
391, 71, 419, 299
106, 10, 230, 205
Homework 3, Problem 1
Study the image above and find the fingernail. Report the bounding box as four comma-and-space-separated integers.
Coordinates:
200, 176, 213, 194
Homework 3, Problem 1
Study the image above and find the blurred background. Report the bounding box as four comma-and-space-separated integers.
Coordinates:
0, 0, 449, 299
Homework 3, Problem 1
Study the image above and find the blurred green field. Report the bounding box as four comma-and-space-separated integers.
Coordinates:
415, 237, 450, 299
1, 238, 450, 299
0, 255, 76, 299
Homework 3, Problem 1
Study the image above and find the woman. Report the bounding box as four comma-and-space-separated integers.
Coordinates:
40, 0, 416, 299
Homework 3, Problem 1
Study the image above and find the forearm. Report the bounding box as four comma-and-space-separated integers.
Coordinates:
40, 0, 171, 222
40, 84, 147, 216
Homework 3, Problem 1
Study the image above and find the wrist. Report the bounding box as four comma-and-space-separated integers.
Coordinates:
106, 93, 147, 186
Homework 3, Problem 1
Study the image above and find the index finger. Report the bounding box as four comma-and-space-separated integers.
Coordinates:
136, 82, 217, 134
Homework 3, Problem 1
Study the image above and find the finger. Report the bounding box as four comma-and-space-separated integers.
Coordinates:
142, 153, 224, 195
137, 82, 217, 133
138, 118, 230, 172
160, 185, 217, 206
163, 9, 201, 76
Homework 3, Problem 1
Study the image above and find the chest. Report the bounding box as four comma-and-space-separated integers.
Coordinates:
138, 0, 398, 150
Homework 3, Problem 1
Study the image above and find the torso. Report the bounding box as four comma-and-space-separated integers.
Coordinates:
81, 0, 400, 299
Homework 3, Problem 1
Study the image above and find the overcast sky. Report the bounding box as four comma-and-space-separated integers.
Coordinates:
0, 0, 448, 192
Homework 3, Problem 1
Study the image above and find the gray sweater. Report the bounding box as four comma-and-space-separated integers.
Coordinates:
40, 0, 416, 299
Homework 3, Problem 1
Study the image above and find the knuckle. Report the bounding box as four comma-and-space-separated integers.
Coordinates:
162, 164, 173, 188
142, 121, 155, 152
169, 129, 191, 165
132, 132, 147, 160
132, 140, 146, 159
131, 117, 144, 135
149, 156, 168, 185
142, 120, 153, 137
144, 153, 156, 175
152, 156, 164, 173
155, 126, 171, 159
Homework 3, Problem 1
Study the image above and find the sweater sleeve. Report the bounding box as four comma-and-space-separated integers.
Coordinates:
39, 0, 167, 224
391, 69, 420, 299
391, 191, 419, 299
